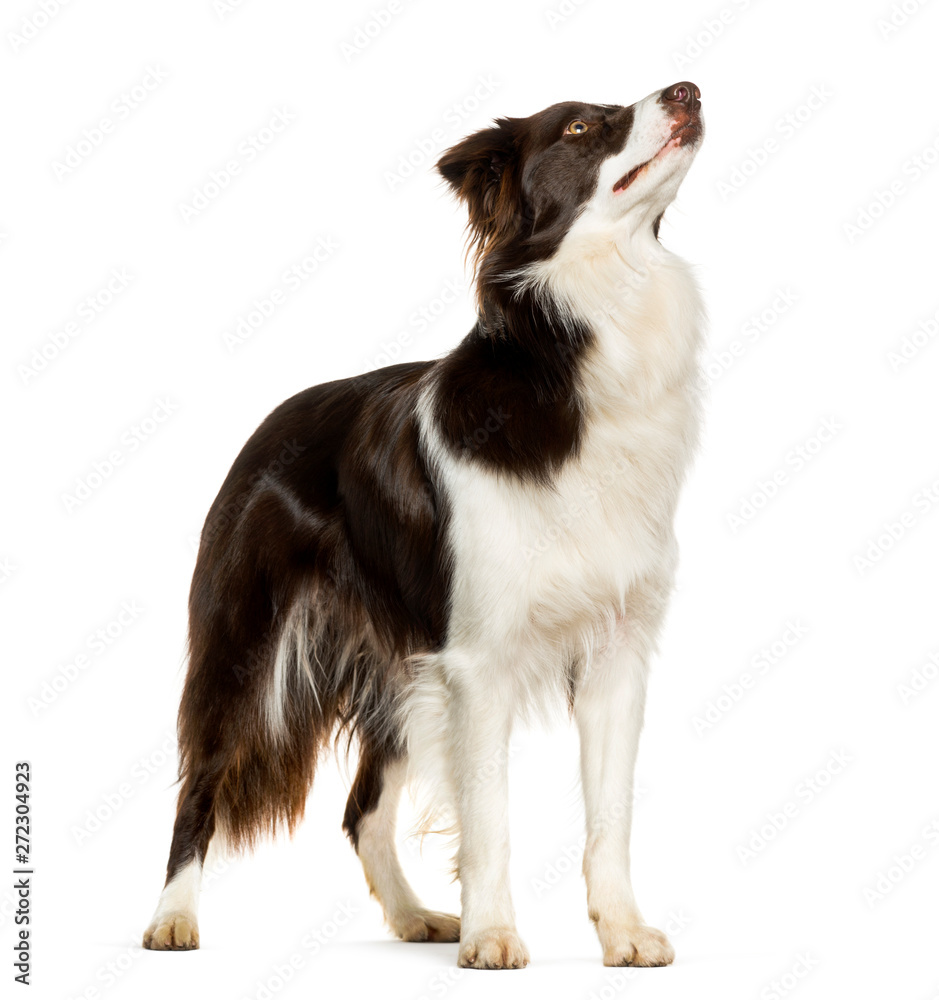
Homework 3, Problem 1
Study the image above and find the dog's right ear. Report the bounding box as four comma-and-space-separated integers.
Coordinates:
437, 120, 520, 268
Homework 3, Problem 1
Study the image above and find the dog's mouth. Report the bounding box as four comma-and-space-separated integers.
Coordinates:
612, 119, 701, 195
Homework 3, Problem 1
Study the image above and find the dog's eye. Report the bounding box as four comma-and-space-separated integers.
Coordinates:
566, 120, 590, 135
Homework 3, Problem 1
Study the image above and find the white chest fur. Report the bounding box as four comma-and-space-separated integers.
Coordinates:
423, 236, 703, 684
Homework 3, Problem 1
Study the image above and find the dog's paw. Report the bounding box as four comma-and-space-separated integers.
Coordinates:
142, 913, 200, 950
601, 923, 674, 967
391, 908, 461, 943
458, 927, 529, 969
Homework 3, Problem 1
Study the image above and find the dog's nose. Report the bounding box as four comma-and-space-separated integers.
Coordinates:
661, 82, 701, 110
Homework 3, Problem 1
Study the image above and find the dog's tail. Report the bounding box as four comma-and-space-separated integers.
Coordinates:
172, 479, 407, 865
165, 371, 440, 875
175, 503, 322, 855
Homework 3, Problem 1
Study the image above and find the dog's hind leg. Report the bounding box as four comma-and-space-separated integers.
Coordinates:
344, 742, 460, 943
142, 761, 221, 950
143, 501, 322, 950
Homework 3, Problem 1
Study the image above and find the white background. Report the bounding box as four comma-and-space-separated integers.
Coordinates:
3, 1, 938, 998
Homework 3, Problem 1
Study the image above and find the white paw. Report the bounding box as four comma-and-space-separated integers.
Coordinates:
458, 927, 529, 969
601, 923, 674, 967
142, 913, 200, 951
391, 908, 461, 942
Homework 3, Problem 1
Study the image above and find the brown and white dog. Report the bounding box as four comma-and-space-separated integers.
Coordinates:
143, 81, 705, 969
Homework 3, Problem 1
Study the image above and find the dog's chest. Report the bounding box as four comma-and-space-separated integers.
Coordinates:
443, 333, 699, 642
474, 387, 695, 629
428, 246, 703, 657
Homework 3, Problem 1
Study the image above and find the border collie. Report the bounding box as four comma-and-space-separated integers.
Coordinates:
143, 81, 704, 969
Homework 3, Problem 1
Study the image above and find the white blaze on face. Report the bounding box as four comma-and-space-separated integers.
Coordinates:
587, 90, 702, 230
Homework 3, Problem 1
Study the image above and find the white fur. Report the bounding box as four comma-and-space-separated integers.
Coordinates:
403, 89, 703, 967
142, 858, 203, 949
355, 757, 460, 942
266, 627, 291, 738
590, 89, 701, 236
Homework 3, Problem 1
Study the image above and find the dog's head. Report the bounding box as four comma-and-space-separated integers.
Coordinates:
437, 82, 703, 277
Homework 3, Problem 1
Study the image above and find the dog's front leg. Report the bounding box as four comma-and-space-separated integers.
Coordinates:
575, 618, 675, 968
446, 665, 529, 970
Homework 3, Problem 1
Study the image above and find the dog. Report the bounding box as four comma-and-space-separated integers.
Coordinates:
143, 81, 705, 969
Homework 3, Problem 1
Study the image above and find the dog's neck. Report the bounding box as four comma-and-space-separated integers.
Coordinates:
485, 225, 703, 408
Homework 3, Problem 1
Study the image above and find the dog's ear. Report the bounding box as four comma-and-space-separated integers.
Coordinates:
437, 120, 515, 200
437, 121, 520, 270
